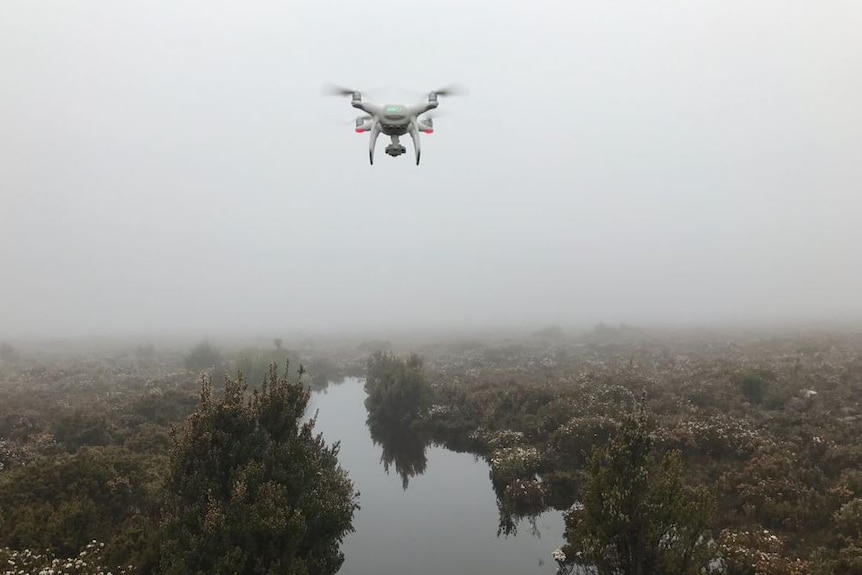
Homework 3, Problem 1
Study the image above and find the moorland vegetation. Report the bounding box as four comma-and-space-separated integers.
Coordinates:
394, 325, 862, 574
0, 340, 356, 575
1, 326, 861, 575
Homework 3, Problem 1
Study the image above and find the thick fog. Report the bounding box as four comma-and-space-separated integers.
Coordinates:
2, 0, 861, 339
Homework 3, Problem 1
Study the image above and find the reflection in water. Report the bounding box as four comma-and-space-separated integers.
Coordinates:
367, 417, 429, 490
308, 378, 566, 575
366, 406, 554, 533
494, 479, 548, 538
497, 498, 544, 538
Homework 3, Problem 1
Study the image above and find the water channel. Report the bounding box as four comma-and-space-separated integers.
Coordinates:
307, 377, 566, 575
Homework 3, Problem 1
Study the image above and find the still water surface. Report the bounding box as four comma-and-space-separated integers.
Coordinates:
308, 378, 565, 575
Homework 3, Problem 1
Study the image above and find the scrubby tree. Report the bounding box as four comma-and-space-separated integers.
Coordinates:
51, 409, 112, 452
134, 343, 156, 364
531, 325, 566, 342
184, 339, 221, 371
0, 446, 161, 561
829, 498, 862, 574
561, 399, 716, 575
717, 528, 813, 575
364, 351, 430, 424
357, 340, 391, 353
738, 372, 769, 405
0, 341, 19, 363
158, 363, 359, 575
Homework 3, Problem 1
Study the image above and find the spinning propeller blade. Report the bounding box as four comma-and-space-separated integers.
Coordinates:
322, 83, 362, 97
430, 83, 467, 97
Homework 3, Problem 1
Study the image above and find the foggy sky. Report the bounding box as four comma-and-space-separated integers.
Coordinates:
2, 0, 861, 339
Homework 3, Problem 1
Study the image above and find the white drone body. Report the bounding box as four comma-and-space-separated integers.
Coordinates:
325, 85, 462, 165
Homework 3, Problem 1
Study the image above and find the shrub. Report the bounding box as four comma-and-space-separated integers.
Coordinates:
158, 364, 358, 575
183, 340, 221, 371
561, 404, 716, 575
364, 351, 430, 424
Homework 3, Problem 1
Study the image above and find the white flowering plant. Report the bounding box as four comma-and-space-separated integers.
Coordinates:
488, 445, 541, 487
0, 541, 131, 575
717, 528, 813, 575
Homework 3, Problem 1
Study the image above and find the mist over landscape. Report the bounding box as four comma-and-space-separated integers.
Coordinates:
3, 4, 862, 574
2, 0, 861, 341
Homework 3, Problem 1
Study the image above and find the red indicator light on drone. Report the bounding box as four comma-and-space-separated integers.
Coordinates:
355, 128, 363, 133
424, 129, 433, 134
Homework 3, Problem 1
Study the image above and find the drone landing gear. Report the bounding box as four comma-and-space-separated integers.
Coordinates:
408, 125, 421, 165
369, 124, 381, 165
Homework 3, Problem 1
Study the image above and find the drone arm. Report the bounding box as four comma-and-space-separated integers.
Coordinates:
351, 100, 370, 113
407, 101, 438, 116
352, 100, 381, 116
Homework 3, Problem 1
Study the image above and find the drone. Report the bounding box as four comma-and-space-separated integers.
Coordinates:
324, 84, 464, 165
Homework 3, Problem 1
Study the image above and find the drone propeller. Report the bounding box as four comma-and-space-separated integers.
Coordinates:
395, 84, 467, 101
429, 83, 467, 97
322, 83, 363, 97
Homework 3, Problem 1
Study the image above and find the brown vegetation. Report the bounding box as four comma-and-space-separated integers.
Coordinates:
410, 326, 862, 572
1, 326, 861, 574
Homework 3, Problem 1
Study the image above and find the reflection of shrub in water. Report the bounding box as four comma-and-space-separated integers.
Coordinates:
367, 417, 429, 490
495, 478, 547, 538
484, 430, 551, 537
